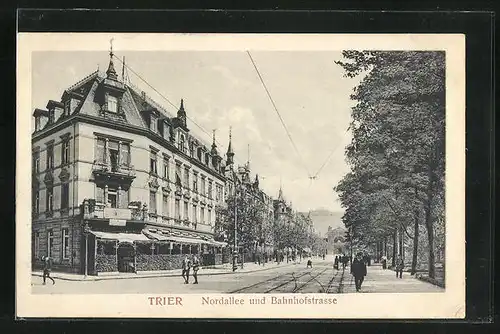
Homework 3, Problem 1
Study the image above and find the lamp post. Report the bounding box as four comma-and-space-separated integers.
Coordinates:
83, 222, 90, 278
232, 187, 238, 272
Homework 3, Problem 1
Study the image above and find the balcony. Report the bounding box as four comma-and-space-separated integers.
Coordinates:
82, 199, 145, 221
196, 223, 212, 233
92, 161, 136, 182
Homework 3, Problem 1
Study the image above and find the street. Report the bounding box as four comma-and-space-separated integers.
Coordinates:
32, 258, 444, 294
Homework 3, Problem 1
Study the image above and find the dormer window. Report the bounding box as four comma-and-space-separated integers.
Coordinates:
107, 95, 118, 113
205, 153, 210, 166
64, 100, 70, 116
35, 117, 41, 131
150, 115, 157, 133
48, 110, 55, 124
197, 147, 202, 161
179, 135, 185, 153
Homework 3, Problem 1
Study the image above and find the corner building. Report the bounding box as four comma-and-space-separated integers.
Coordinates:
32, 54, 227, 275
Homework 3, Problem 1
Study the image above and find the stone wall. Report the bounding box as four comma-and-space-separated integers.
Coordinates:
135, 254, 184, 271
96, 254, 117, 272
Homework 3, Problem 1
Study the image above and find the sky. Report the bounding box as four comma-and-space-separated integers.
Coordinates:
32, 50, 363, 213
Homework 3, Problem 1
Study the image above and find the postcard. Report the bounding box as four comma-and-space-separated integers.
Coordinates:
16, 33, 465, 318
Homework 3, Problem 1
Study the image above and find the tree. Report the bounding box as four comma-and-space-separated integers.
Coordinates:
335, 51, 445, 278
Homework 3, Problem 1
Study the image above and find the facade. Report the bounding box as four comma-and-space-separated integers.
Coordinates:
31, 53, 227, 275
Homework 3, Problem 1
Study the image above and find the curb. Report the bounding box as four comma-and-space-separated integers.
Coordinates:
32, 262, 298, 282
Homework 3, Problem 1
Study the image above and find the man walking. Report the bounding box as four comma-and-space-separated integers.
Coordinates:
395, 256, 404, 278
351, 252, 367, 292
191, 255, 200, 284
42, 256, 55, 285
181, 255, 191, 284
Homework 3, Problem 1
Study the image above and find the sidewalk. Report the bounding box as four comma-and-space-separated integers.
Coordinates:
341, 264, 445, 293
32, 260, 299, 282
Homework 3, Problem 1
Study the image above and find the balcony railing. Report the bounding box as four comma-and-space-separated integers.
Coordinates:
196, 223, 212, 233
92, 162, 136, 178
82, 199, 146, 221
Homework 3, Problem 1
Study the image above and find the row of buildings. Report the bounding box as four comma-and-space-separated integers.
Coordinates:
31, 52, 308, 275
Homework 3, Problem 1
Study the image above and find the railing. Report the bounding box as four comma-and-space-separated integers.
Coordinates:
196, 223, 212, 233
92, 162, 136, 178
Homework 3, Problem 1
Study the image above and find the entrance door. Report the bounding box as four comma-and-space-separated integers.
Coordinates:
117, 243, 135, 273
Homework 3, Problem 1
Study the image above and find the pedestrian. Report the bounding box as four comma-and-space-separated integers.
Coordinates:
351, 252, 367, 292
191, 255, 200, 284
306, 259, 313, 268
181, 255, 191, 284
42, 255, 55, 285
395, 256, 404, 278
381, 256, 387, 269
334, 255, 339, 270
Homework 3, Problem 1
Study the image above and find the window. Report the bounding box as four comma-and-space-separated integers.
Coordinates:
192, 205, 197, 223
108, 141, 119, 171
189, 142, 194, 157
208, 209, 212, 225
175, 163, 182, 186
61, 183, 69, 210
201, 177, 206, 195
62, 228, 69, 259
48, 110, 55, 124
149, 191, 157, 214
33, 189, 40, 215
208, 180, 213, 199
205, 153, 210, 165
162, 194, 169, 217
47, 229, 54, 258
46, 143, 54, 169
216, 184, 223, 201
200, 207, 205, 223
107, 187, 117, 208
174, 199, 180, 220
33, 151, 40, 174
96, 185, 105, 204
61, 139, 70, 165
179, 135, 185, 152
120, 143, 130, 166
184, 167, 190, 189
192, 173, 198, 193
95, 138, 106, 164
184, 202, 189, 221
46, 186, 53, 213
150, 116, 157, 132
163, 160, 169, 179
64, 99, 70, 115
35, 117, 41, 131
34, 232, 40, 259
150, 151, 157, 175
107, 95, 118, 113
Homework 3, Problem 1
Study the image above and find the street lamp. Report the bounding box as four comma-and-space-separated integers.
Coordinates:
232, 188, 238, 272
83, 222, 90, 278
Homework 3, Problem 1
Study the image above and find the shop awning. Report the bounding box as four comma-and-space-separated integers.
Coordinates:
208, 240, 228, 247
90, 231, 150, 243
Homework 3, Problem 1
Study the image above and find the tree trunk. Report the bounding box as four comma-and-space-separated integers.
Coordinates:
424, 204, 435, 278
384, 236, 387, 257
411, 206, 419, 275
392, 230, 397, 267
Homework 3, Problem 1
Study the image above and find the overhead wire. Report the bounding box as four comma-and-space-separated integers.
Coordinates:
112, 54, 248, 166
246, 51, 312, 178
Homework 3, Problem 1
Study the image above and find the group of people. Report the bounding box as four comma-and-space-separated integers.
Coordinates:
181, 255, 200, 284
333, 254, 350, 270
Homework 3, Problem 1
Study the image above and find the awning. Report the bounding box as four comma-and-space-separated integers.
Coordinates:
208, 240, 228, 247
143, 230, 170, 241
90, 231, 150, 243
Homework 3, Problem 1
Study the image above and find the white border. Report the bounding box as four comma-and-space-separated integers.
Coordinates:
16, 33, 465, 319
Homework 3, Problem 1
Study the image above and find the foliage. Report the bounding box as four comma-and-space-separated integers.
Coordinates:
334, 51, 445, 278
